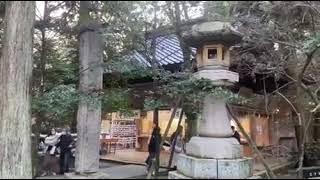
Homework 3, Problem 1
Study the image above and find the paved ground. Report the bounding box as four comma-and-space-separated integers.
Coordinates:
101, 149, 171, 167
36, 161, 124, 179
101, 165, 147, 179
37, 176, 65, 179
101, 164, 167, 179
37, 161, 167, 179
101, 149, 290, 173
37, 151, 292, 179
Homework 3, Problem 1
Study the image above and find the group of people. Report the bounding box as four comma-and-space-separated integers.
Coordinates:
40, 124, 241, 177
145, 123, 241, 175
40, 127, 74, 176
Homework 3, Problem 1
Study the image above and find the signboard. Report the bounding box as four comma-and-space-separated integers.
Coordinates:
303, 167, 320, 179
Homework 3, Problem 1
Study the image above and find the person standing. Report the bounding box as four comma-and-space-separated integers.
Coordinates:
44, 128, 60, 155
146, 122, 161, 176
231, 126, 241, 143
56, 127, 74, 175
41, 128, 60, 176
170, 125, 184, 169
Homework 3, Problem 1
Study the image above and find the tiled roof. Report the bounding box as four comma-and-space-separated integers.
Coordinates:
128, 35, 196, 67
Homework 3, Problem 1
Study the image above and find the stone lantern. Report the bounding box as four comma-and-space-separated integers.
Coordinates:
169, 21, 253, 179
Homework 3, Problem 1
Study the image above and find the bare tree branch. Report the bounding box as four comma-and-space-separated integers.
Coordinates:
276, 91, 301, 120
226, 103, 276, 179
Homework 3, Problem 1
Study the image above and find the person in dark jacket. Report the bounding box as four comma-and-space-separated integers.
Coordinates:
56, 127, 73, 175
146, 123, 161, 175
231, 126, 241, 143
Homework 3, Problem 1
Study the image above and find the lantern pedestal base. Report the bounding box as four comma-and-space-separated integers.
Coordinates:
169, 154, 253, 179
186, 136, 242, 159
194, 69, 239, 85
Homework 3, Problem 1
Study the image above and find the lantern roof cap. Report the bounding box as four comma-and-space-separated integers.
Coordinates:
182, 21, 243, 47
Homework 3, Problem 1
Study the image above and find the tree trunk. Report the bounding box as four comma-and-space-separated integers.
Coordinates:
0, 1, 35, 179
159, 98, 181, 148
153, 108, 159, 126
173, 1, 192, 70
71, 108, 77, 133
75, 1, 103, 174
39, 1, 48, 94
168, 110, 184, 168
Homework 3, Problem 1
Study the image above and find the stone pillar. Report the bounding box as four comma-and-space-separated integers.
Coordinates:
198, 95, 233, 137
169, 69, 253, 179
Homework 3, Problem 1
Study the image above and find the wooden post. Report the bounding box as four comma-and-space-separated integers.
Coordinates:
154, 108, 159, 127
159, 97, 182, 148
168, 110, 184, 169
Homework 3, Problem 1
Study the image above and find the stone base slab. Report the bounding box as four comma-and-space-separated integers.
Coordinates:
176, 154, 218, 178
217, 158, 253, 179
168, 171, 191, 179
247, 175, 262, 179
186, 136, 243, 159
169, 170, 257, 179
170, 155, 253, 179
64, 172, 109, 179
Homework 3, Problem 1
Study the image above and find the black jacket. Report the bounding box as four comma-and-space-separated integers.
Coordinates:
148, 130, 161, 154
57, 134, 73, 152
232, 131, 241, 143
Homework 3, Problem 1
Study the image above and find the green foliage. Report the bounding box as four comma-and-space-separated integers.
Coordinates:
102, 88, 132, 114
45, 60, 78, 89
143, 97, 165, 111
101, 1, 148, 61
105, 58, 155, 78
32, 84, 135, 129
305, 143, 320, 161
162, 76, 247, 105
142, 69, 247, 116
32, 84, 78, 128
204, 1, 234, 21
303, 33, 320, 55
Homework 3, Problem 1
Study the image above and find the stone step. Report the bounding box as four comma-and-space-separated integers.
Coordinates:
176, 154, 218, 178
168, 171, 191, 179
169, 170, 260, 179
175, 154, 253, 179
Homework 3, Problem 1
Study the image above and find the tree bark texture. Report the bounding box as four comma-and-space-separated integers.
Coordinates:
75, 1, 103, 174
0, 1, 35, 179
173, 1, 192, 70
39, 1, 48, 94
